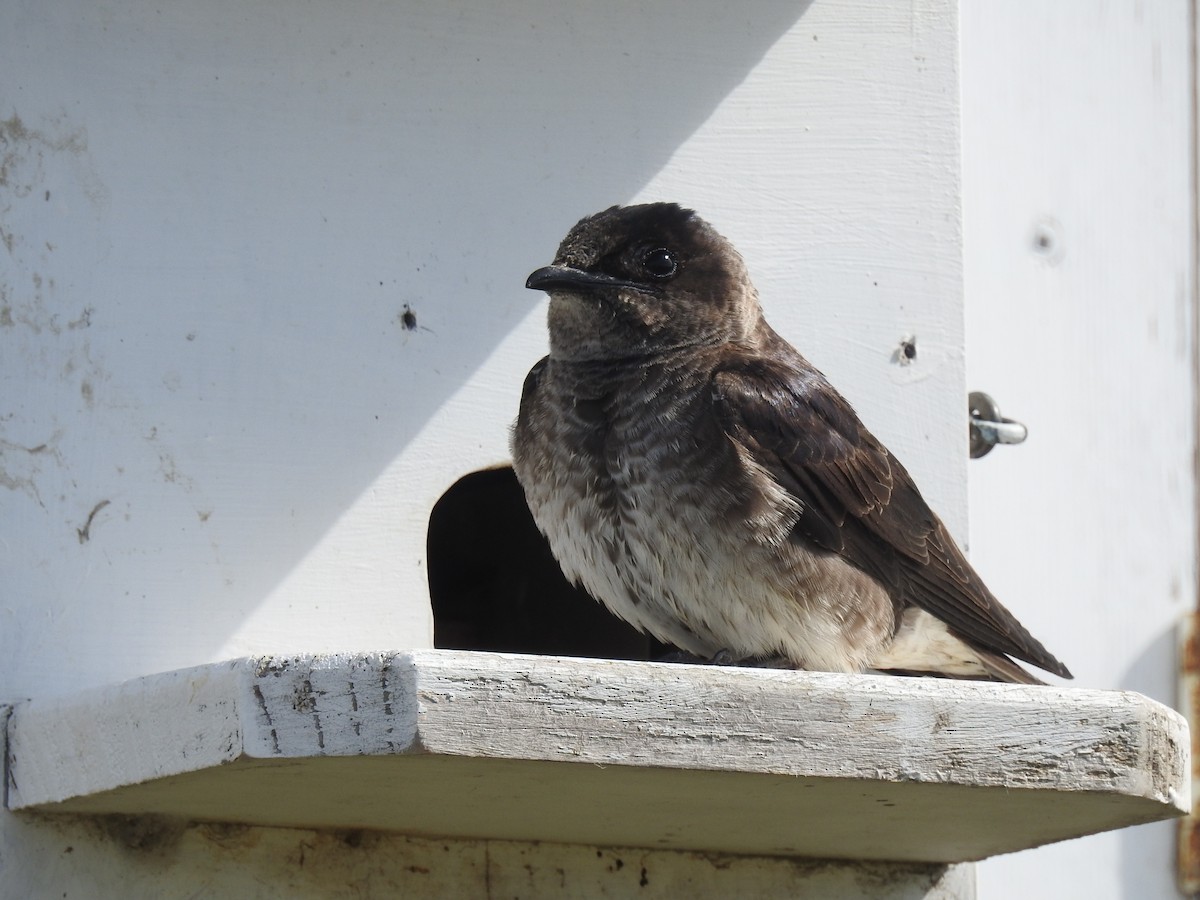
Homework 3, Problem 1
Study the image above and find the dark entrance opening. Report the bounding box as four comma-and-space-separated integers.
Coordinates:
427, 465, 663, 661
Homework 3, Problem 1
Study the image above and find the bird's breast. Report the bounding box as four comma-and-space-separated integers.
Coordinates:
514, 360, 806, 653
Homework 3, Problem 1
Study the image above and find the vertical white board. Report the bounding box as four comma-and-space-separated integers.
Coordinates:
962, 2, 1195, 897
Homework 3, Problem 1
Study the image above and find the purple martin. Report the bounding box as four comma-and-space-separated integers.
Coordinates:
511, 203, 1070, 683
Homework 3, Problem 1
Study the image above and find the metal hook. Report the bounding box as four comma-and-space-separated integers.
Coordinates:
969, 391, 1027, 459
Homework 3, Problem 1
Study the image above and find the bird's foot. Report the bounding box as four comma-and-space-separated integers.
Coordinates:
657, 648, 743, 666
654, 649, 709, 665
654, 648, 797, 669
739, 655, 795, 669
712, 649, 798, 669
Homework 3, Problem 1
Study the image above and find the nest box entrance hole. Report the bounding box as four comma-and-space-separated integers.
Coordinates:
427, 465, 662, 660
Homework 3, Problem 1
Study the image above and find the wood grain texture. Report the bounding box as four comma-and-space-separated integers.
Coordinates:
7, 650, 1188, 864
0, 699, 973, 900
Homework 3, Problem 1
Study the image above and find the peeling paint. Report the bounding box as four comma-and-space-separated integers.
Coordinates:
2, 111, 111, 458
0, 432, 64, 508
0, 113, 98, 200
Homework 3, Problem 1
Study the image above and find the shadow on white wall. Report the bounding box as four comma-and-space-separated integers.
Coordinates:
1, 0, 813, 695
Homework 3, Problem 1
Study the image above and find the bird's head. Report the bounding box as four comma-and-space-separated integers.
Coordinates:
527, 203, 763, 362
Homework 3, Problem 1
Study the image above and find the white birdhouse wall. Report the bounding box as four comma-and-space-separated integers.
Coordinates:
0, 1, 962, 700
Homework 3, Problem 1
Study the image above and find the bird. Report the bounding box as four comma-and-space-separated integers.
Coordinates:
510, 202, 1071, 684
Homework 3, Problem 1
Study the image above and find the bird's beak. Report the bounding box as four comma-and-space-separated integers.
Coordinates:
526, 265, 639, 293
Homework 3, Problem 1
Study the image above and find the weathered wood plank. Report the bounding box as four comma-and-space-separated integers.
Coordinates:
6, 650, 1188, 863
0, 695, 973, 899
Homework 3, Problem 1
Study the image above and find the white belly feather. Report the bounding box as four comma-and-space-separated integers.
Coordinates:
523, 431, 895, 674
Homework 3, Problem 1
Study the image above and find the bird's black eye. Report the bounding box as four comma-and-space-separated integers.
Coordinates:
641, 247, 678, 280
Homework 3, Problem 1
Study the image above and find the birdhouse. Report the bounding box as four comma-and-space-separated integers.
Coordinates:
0, 1, 1189, 897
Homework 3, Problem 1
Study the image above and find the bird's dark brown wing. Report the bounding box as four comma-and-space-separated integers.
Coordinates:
712, 341, 1071, 679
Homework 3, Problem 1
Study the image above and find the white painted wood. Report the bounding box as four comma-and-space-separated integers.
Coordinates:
7, 650, 1188, 865
0, 699, 973, 900
0, 819, 975, 900
0, 1, 983, 896
0, 0, 964, 703
961, 2, 1196, 897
